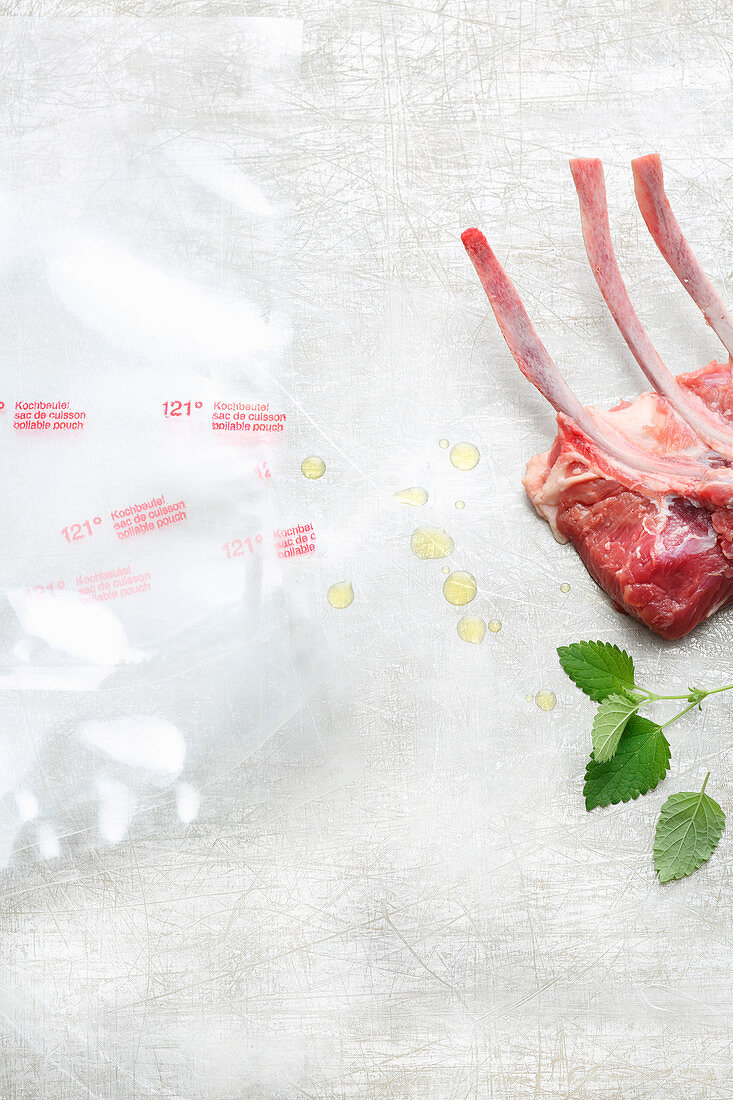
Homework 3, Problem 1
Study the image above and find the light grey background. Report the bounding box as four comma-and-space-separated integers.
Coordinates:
2, 2, 733, 1097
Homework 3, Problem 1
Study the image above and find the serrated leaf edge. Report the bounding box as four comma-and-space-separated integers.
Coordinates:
653, 789, 726, 884
557, 640, 636, 702
583, 723, 671, 811
591, 694, 639, 763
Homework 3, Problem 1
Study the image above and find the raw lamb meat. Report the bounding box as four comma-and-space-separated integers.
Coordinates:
462, 155, 733, 640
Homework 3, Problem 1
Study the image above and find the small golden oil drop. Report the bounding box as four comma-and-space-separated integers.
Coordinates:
488, 619, 502, 633
439, 438, 450, 449
560, 582, 571, 593
450, 442, 480, 471
525, 693, 533, 703
454, 500, 465, 510
301, 455, 326, 479
327, 581, 354, 609
411, 526, 454, 560
441, 565, 450, 574
535, 690, 557, 712
457, 615, 486, 644
394, 486, 428, 507
443, 570, 477, 606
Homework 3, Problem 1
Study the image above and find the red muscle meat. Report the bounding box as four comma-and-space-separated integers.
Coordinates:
462, 156, 733, 639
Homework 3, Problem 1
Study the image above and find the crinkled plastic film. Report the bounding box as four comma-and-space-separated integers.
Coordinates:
0, 16, 348, 861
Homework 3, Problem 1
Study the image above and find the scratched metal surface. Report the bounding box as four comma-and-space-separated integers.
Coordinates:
1, 2, 733, 1097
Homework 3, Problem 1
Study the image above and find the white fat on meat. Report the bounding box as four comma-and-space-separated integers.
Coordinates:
524, 390, 713, 540
598, 392, 709, 458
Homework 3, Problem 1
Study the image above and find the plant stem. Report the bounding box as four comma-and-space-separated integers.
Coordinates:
659, 701, 700, 731
701, 771, 710, 794
641, 682, 733, 703
643, 692, 696, 702
699, 683, 733, 698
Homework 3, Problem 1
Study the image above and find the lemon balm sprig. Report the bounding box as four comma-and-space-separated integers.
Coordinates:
558, 641, 726, 883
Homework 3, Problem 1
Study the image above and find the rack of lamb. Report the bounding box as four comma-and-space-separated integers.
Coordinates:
463, 156, 733, 639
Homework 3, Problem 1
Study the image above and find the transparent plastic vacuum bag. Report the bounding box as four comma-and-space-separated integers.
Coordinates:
0, 15, 346, 861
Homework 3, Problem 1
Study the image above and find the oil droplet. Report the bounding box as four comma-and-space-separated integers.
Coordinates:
442, 565, 450, 574
394, 486, 428, 507
454, 500, 465, 510
327, 581, 354, 609
488, 619, 502, 633
457, 615, 486, 644
443, 570, 477, 606
450, 442, 480, 470
525, 693, 533, 703
535, 690, 557, 712
439, 438, 450, 449
301, 455, 326, 479
410, 526, 454, 559
560, 582, 571, 593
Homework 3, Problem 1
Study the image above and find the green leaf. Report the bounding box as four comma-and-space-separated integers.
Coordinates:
654, 776, 725, 884
558, 641, 636, 701
591, 694, 639, 762
584, 715, 670, 810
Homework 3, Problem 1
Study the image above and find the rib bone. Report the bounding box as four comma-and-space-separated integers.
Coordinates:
632, 154, 733, 359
